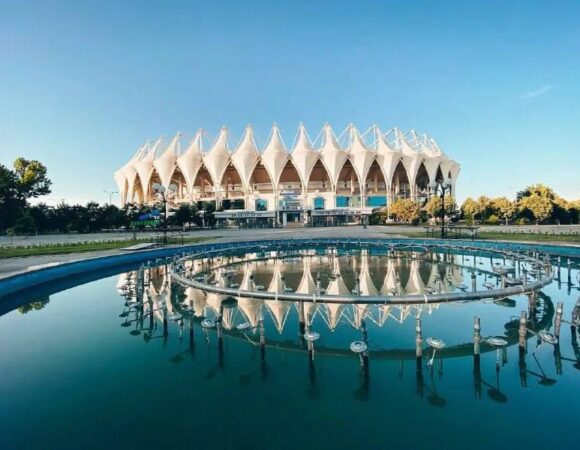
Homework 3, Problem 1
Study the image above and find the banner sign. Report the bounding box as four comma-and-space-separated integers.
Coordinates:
130, 219, 160, 228
312, 208, 372, 216
214, 210, 276, 219
138, 209, 161, 221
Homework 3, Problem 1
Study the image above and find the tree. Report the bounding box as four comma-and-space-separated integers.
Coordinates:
423, 196, 457, 219
491, 197, 516, 225
85, 201, 102, 232
517, 184, 556, 202
476, 196, 493, 223
516, 184, 561, 225
369, 207, 389, 225
189, 202, 201, 227
12, 213, 36, 235
27, 203, 51, 234
172, 204, 194, 228
461, 197, 478, 223
13, 158, 52, 198
0, 165, 23, 231
99, 204, 128, 229
389, 198, 421, 224
0, 158, 52, 232
569, 200, 580, 224
552, 196, 571, 225
518, 194, 553, 224
461, 196, 492, 224
204, 202, 216, 227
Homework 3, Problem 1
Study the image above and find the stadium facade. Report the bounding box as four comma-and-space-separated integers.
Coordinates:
114, 124, 460, 228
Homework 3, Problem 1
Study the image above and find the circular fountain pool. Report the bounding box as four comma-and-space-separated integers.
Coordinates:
0, 238, 579, 450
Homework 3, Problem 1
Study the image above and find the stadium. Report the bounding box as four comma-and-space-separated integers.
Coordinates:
114, 124, 460, 228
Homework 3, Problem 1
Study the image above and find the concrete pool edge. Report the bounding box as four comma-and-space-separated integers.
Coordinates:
1, 236, 579, 300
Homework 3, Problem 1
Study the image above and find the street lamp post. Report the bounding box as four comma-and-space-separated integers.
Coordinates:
152, 183, 177, 245
103, 190, 118, 205
429, 178, 453, 239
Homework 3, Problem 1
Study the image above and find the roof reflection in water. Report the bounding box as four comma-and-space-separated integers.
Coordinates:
114, 260, 576, 409
121, 250, 468, 336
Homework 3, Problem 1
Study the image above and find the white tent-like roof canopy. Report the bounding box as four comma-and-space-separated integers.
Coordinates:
116, 123, 460, 204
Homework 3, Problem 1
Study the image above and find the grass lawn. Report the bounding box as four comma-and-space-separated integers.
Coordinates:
0, 236, 216, 259
386, 230, 580, 244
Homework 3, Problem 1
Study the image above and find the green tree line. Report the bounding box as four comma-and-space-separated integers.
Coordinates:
1, 158, 217, 235
461, 185, 580, 225
371, 184, 579, 225
4, 201, 217, 235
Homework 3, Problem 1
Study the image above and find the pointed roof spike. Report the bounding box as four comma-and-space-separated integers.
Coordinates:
154, 133, 181, 187
163, 132, 181, 157
376, 127, 403, 185
128, 141, 148, 164
261, 122, 289, 186
349, 125, 363, 146
269, 123, 285, 145
376, 127, 398, 153
148, 136, 164, 157
235, 124, 257, 148
177, 131, 204, 195
204, 127, 230, 186
293, 123, 313, 150
190, 129, 204, 152
231, 124, 260, 189
120, 142, 148, 203
349, 124, 376, 182
291, 123, 318, 186
399, 132, 418, 155
135, 137, 162, 199
322, 123, 337, 144
319, 123, 347, 187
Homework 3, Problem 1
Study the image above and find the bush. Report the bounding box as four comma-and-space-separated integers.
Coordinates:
515, 217, 530, 225
368, 211, 383, 225
485, 214, 500, 225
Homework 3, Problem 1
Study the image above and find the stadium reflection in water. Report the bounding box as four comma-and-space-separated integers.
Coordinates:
116, 248, 579, 408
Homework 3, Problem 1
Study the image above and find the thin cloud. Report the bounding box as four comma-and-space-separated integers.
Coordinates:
520, 84, 553, 99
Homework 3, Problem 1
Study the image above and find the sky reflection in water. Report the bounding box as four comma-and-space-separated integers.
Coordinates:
0, 249, 578, 450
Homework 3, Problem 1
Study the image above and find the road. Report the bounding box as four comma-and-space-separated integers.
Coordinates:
1, 224, 579, 247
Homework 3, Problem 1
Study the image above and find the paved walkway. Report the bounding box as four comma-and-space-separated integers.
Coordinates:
0, 226, 394, 279
0, 225, 404, 247
2, 224, 579, 280
1, 224, 578, 248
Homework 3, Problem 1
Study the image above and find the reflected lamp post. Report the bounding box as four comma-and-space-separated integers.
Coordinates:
429, 178, 453, 239
152, 183, 177, 245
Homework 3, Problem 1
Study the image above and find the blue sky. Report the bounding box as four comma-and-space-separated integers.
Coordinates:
1, 0, 579, 205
